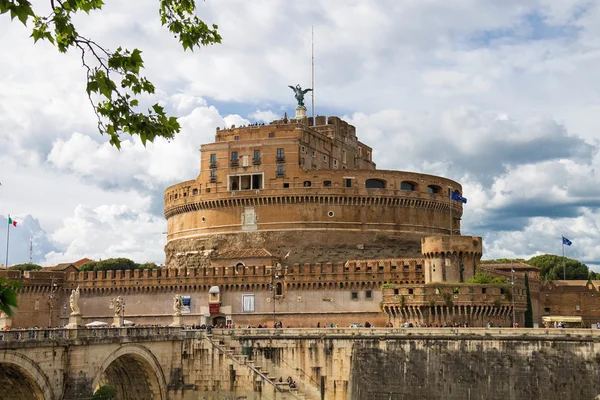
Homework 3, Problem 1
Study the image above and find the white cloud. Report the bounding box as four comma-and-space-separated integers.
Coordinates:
249, 110, 279, 123
1, 0, 600, 267
44, 204, 166, 265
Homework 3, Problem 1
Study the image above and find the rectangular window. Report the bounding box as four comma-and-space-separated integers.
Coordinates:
231, 151, 238, 162
234, 135, 240, 141
277, 148, 285, 160
210, 153, 217, 164
277, 165, 284, 176
366, 290, 372, 299
312, 150, 316, 158
393, 289, 399, 295
323, 155, 328, 162
342, 150, 347, 163
408, 288, 414, 295
268, 132, 275, 138
210, 170, 216, 180
228, 174, 263, 190
351, 292, 358, 300
301, 146, 306, 153
333, 159, 338, 167
242, 294, 255, 312
345, 178, 352, 188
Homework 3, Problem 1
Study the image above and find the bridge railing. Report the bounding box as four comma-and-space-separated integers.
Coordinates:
0, 326, 185, 343
212, 327, 600, 339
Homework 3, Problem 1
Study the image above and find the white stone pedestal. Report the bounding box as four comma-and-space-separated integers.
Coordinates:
65, 313, 82, 329
294, 106, 307, 119
112, 315, 122, 327
0, 313, 12, 330
170, 314, 184, 327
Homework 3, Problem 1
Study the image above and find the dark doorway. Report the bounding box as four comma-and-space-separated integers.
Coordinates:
212, 316, 226, 327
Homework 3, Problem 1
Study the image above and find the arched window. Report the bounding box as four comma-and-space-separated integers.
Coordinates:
192, 188, 199, 195
427, 185, 441, 194
231, 180, 239, 191
365, 179, 386, 189
275, 282, 283, 296
400, 181, 416, 191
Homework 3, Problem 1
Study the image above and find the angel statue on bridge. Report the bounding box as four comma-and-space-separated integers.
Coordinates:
69, 286, 80, 316
173, 294, 183, 316
110, 296, 123, 316
288, 84, 312, 107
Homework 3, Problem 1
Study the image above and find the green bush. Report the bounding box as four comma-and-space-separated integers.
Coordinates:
92, 385, 117, 400
466, 272, 493, 284
8, 263, 42, 271
79, 258, 157, 272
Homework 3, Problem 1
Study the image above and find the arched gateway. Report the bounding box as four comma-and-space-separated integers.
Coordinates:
0, 351, 55, 400
92, 344, 167, 400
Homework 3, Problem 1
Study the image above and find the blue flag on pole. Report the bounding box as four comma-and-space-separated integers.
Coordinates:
562, 236, 572, 246
451, 191, 467, 204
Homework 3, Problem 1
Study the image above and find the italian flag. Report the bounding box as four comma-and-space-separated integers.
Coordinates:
8, 217, 17, 227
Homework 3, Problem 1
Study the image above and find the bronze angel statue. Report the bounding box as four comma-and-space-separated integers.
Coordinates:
288, 84, 312, 107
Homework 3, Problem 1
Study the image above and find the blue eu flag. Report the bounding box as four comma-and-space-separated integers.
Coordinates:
451, 191, 467, 204
562, 236, 572, 246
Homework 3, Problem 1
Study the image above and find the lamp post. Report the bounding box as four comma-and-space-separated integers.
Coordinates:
270, 263, 287, 328
46, 277, 58, 328
122, 299, 126, 327
511, 264, 516, 328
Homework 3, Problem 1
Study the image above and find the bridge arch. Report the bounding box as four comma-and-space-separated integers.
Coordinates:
92, 344, 167, 400
0, 351, 55, 400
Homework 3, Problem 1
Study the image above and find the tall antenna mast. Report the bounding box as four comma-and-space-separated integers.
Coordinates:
29, 236, 33, 264
311, 25, 315, 121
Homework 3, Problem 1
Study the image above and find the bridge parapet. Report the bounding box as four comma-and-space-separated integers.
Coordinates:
214, 327, 600, 340
0, 326, 185, 348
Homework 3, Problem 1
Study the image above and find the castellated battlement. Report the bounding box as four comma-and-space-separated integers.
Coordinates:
421, 235, 483, 257
2, 258, 429, 295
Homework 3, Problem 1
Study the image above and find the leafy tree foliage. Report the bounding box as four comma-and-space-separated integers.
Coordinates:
480, 258, 526, 264
527, 254, 590, 280
8, 263, 42, 271
466, 272, 507, 284
0, 277, 22, 317
466, 272, 494, 284
589, 270, 600, 280
92, 385, 117, 400
524, 273, 533, 328
1, 0, 221, 148
79, 258, 157, 272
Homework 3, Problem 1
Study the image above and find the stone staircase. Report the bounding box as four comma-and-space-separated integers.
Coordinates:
205, 333, 307, 399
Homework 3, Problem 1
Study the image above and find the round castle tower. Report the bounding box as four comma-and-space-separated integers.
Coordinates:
164, 115, 465, 268
422, 235, 483, 283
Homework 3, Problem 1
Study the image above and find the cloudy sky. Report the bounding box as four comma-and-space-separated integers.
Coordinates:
1, 0, 600, 270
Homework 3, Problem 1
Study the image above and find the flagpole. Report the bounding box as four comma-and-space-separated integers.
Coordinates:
311, 25, 315, 121
562, 237, 565, 280
449, 191, 453, 236
5, 214, 10, 268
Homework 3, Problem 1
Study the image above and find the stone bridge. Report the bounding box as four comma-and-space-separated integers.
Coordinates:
0, 327, 187, 400
2, 327, 600, 400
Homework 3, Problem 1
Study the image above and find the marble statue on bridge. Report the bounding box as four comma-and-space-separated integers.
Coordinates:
173, 294, 183, 316
69, 286, 80, 316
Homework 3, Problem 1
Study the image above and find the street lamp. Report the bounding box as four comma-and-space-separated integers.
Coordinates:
270, 263, 287, 328
122, 299, 126, 327
511, 265, 516, 328
46, 277, 58, 328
